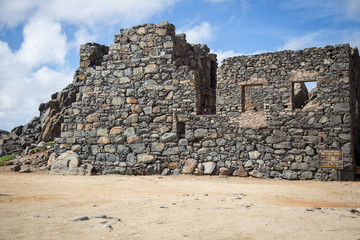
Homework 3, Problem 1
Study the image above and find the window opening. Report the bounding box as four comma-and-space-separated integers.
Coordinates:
194, 62, 217, 115
176, 122, 186, 138
241, 85, 264, 112
292, 81, 317, 110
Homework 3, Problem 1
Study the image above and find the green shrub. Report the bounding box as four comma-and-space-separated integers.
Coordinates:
42, 142, 54, 150
0, 154, 17, 166
31, 147, 40, 153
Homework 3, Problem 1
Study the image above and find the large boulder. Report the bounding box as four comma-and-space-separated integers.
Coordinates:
50, 151, 82, 174
182, 158, 197, 174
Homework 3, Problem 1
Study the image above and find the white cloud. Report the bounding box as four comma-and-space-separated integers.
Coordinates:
0, 0, 179, 131
0, 38, 73, 131
0, 0, 40, 28
0, 0, 176, 28
0, 0, 178, 28
16, 17, 68, 67
73, 28, 98, 48
212, 49, 269, 65
179, 22, 215, 44
212, 49, 245, 65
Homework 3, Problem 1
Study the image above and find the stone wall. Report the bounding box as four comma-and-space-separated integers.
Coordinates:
47, 21, 359, 180
216, 45, 359, 180
53, 21, 216, 175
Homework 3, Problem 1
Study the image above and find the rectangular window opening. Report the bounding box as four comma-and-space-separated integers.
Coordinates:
194, 63, 217, 116
241, 85, 264, 112
292, 81, 317, 110
176, 122, 186, 138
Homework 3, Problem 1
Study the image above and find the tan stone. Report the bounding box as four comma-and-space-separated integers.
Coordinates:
153, 115, 166, 123
168, 162, 179, 170
165, 91, 173, 100
78, 74, 86, 80
59, 144, 70, 150
127, 136, 141, 144
153, 106, 161, 113
86, 113, 99, 123
182, 158, 197, 174
131, 104, 143, 114
180, 80, 190, 85
71, 145, 82, 152
145, 63, 158, 73
164, 85, 173, 90
97, 137, 110, 145
48, 152, 56, 165
318, 132, 327, 140
166, 116, 172, 122
237, 166, 249, 177
137, 27, 146, 35
126, 97, 137, 104
160, 126, 171, 134
219, 167, 232, 176
110, 126, 123, 135
133, 67, 143, 75
137, 153, 155, 163
164, 41, 173, 48
211, 132, 218, 139
155, 28, 167, 36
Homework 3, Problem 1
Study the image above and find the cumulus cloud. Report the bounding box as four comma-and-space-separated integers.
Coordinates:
179, 22, 215, 44
212, 49, 269, 65
0, 38, 73, 130
0, 0, 40, 28
0, 0, 178, 29
212, 49, 245, 65
0, 0, 178, 131
16, 17, 68, 67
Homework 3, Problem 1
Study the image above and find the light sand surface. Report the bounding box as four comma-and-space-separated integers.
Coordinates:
0, 173, 359, 240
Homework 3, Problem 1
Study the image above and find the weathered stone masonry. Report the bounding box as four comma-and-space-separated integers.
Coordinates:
39, 21, 360, 180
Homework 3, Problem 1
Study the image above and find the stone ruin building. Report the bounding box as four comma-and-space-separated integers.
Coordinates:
1, 21, 359, 180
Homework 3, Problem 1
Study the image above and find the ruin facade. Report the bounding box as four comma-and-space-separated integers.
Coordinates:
2, 21, 360, 180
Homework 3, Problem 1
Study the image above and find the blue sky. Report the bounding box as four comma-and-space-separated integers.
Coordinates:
0, 0, 359, 131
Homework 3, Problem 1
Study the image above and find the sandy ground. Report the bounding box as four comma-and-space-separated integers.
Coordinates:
0, 172, 359, 240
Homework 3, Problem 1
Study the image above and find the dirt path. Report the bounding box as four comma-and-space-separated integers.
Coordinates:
0, 173, 359, 240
